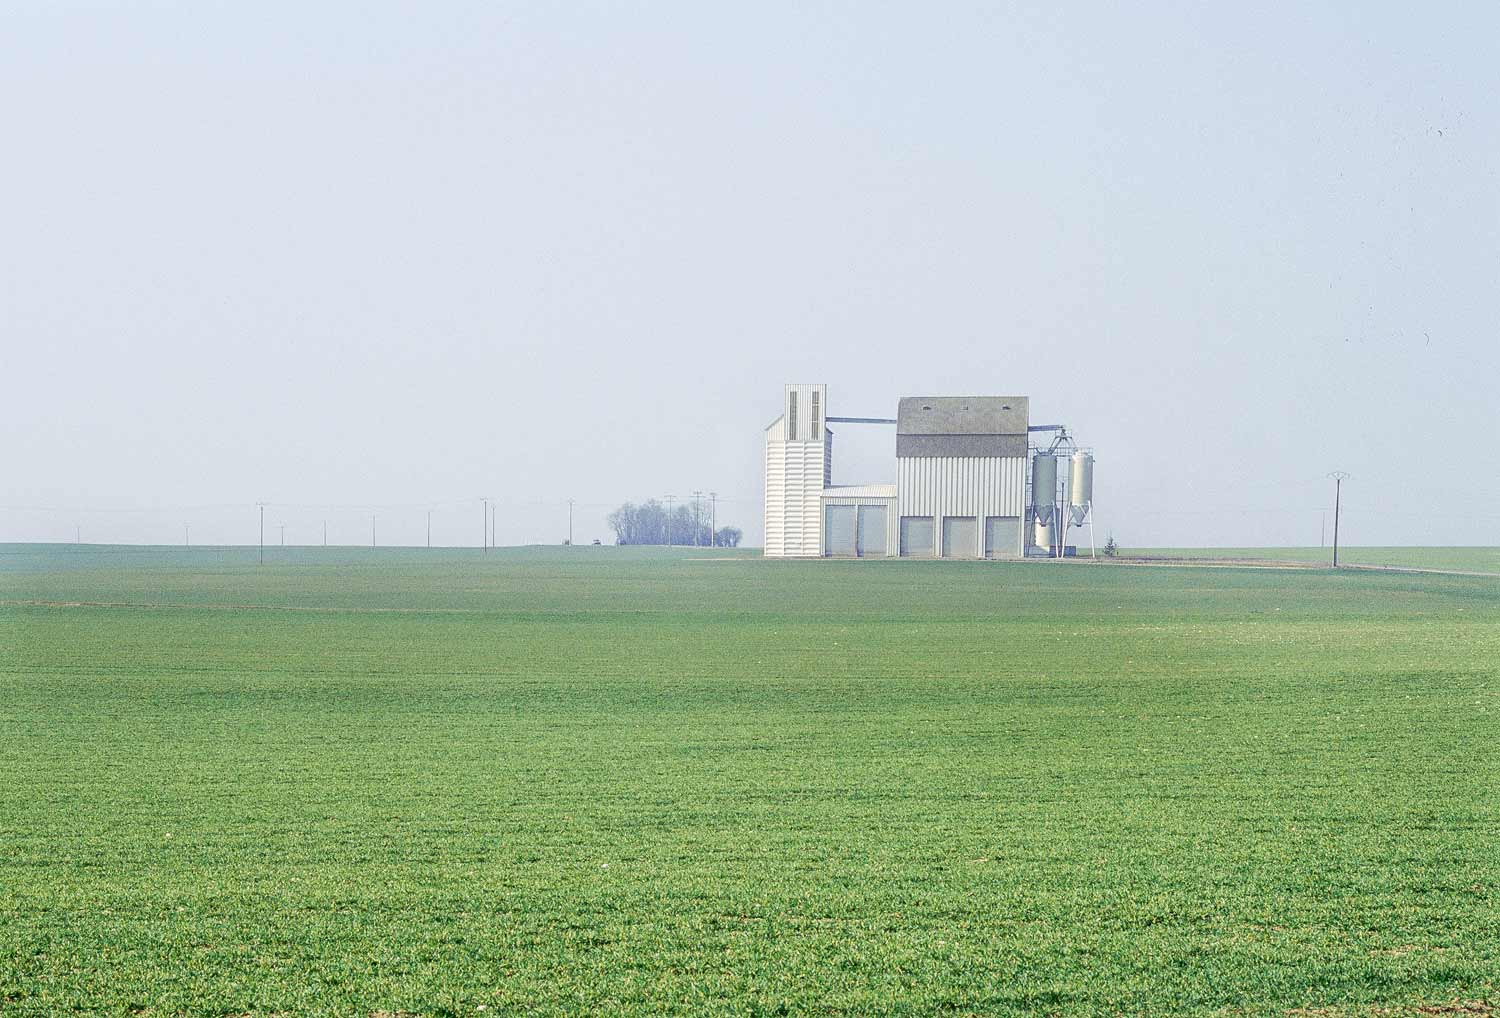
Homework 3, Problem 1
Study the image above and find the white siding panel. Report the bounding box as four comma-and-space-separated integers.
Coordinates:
765, 414, 827, 557
896, 457, 1025, 518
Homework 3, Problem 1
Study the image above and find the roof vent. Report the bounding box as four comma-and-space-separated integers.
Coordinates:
921, 404, 932, 410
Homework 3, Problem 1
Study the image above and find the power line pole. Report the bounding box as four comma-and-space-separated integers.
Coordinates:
279, 523, 285, 547
1327, 471, 1349, 568
427, 510, 432, 549
490, 500, 496, 550
480, 498, 489, 552
691, 491, 704, 546
371, 514, 377, 548
709, 492, 717, 547
664, 495, 675, 547
567, 498, 574, 545
184, 524, 190, 547
323, 520, 327, 547
76, 524, 81, 544
257, 503, 266, 564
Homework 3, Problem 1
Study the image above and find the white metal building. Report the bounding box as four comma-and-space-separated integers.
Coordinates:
764, 383, 1091, 559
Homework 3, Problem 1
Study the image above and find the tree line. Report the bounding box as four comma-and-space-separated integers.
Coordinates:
607, 500, 742, 547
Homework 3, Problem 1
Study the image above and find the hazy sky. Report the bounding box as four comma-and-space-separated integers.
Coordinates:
4, 2, 1497, 548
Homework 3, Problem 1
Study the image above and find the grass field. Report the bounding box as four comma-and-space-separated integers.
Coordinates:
1123, 547, 1500, 573
2, 545, 1497, 1016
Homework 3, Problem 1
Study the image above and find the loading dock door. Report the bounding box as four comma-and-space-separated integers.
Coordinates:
942, 516, 977, 558
900, 516, 935, 557
857, 506, 887, 557
985, 516, 1020, 558
824, 505, 857, 556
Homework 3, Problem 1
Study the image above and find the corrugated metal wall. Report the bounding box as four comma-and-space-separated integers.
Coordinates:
896, 456, 1026, 517
765, 440, 825, 557
780, 384, 826, 443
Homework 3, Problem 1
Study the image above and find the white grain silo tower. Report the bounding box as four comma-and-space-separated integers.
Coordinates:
763, 383, 830, 557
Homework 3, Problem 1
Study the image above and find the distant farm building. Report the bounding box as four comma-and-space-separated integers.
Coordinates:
764, 384, 1094, 558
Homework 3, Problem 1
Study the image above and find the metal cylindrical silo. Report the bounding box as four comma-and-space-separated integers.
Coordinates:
1031, 455, 1057, 512
1069, 452, 1093, 508
1068, 451, 1093, 525
1033, 515, 1054, 550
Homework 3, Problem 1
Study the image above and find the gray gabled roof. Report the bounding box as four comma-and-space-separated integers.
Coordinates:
897, 396, 1028, 435
896, 396, 1029, 458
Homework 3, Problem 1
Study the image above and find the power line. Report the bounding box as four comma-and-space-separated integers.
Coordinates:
1328, 471, 1350, 567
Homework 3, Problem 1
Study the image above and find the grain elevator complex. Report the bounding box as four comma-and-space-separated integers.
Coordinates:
764, 384, 1094, 559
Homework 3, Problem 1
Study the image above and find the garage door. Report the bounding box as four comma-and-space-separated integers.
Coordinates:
942, 516, 977, 558
857, 506, 887, 557
824, 505, 857, 556
985, 516, 1020, 558
900, 516, 934, 557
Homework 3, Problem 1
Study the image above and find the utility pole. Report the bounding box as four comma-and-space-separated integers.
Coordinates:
184, 524, 189, 547
427, 510, 432, 549
480, 498, 489, 552
279, 523, 285, 547
691, 491, 704, 546
709, 492, 717, 547
372, 515, 377, 548
1327, 471, 1349, 567
257, 503, 266, 564
664, 495, 675, 547
323, 520, 327, 547
76, 524, 81, 544
567, 498, 574, 545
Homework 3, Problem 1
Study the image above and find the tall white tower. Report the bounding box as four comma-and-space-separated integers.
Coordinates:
763, 383, 829, 557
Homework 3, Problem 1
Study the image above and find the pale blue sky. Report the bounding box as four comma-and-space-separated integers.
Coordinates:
3, 2, 1496, 547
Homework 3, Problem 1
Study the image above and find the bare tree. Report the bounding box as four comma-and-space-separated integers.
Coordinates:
609, 500, 721, 546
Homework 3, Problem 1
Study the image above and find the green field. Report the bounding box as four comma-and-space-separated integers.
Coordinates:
1123, 547, 1500, 573
3, 545, 1497, 1016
